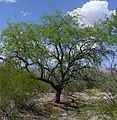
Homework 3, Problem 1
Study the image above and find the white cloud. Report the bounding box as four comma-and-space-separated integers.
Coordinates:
0, 0, 17, 3
20, 11, 32, 16
68, 0, 114, 26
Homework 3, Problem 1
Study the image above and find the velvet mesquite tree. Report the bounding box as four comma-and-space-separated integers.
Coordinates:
1, 12, 110, 103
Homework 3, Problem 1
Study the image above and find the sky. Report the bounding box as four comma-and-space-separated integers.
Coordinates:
0, 0, 117, 29
68, 1, 116, 26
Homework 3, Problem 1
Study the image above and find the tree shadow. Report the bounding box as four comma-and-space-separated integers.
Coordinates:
20, 102, 53, 119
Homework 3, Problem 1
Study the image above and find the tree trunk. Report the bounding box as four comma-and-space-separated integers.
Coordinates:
55, 89, 61, 103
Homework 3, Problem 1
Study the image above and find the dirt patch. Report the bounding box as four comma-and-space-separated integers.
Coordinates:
18, 92, 88, 120
1, 91, 115, 120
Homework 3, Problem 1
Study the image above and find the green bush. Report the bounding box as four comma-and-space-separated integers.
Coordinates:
64, 81, 85, 93
0, 60, 51, 117
98, 71, 117, 104
76, 100, 117, 120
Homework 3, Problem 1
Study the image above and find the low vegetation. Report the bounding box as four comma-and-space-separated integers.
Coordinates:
0, 59, 51, 119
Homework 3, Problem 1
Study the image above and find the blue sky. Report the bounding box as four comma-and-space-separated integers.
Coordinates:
0, 0, 117, 29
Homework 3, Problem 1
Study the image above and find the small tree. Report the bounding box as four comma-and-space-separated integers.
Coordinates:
1, 12, 109, 103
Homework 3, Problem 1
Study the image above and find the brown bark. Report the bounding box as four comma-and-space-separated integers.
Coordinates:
55, 89, 61, 103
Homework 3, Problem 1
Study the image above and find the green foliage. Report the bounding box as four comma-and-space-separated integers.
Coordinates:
75, 88, 117, 120
0, 59, 51, 115
64, 81, 85, 92
99, 71, 117, 104
98, 10, 117, 45
76, 101, 117, 120
50, 107, 60, 120
108, 11, 117, 45
2, 22, 47, 61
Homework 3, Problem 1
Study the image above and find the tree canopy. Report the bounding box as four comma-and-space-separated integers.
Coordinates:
1, 12, 111, 103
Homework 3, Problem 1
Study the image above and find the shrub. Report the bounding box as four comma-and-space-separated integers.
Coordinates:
0, 60, 51, 118
64, 81, 85, 94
